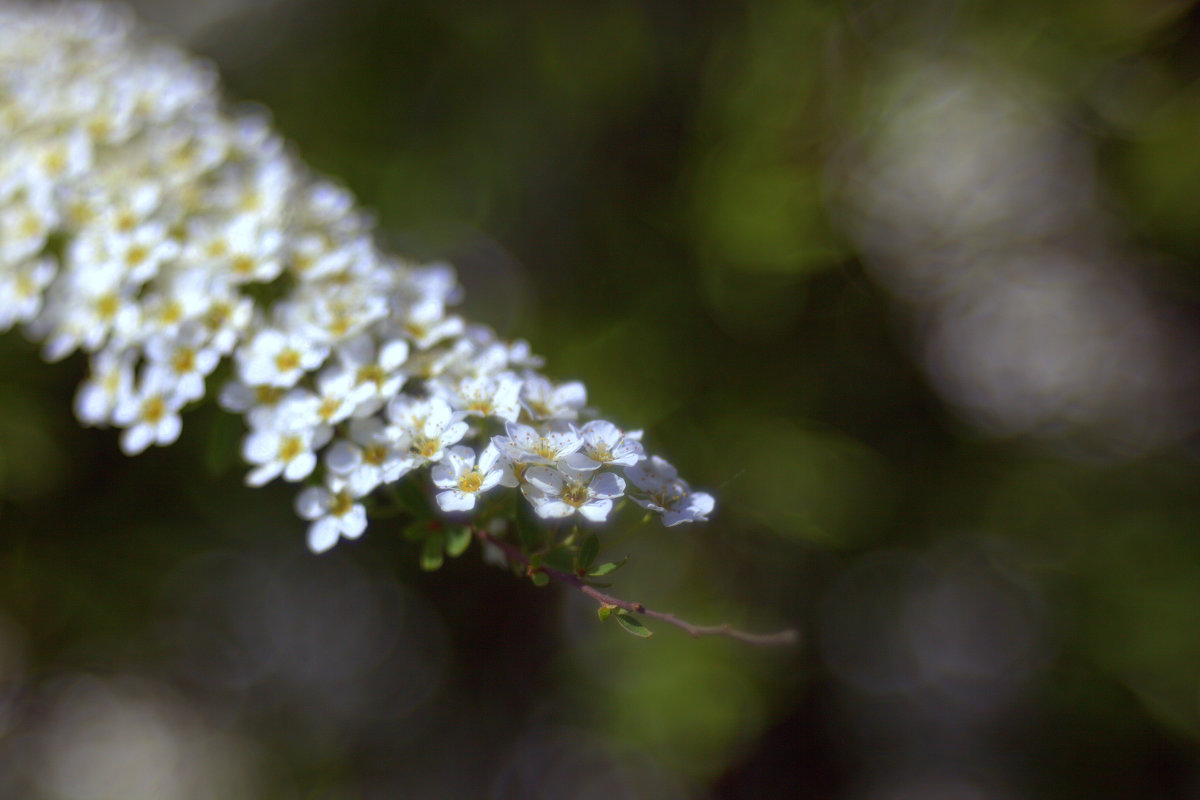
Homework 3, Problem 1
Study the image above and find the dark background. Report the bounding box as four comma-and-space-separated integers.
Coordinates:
3, 0, 1200, 796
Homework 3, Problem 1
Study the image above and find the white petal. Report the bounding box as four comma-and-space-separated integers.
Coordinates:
589, 471, 625, 499
242, 431, 278, 464
379, 339, 409, 371
295, 486, 329, 520
532, 498, 574, 519
578, 498, 613, 523
477, 442, 501, 473
154, 415, 182, 446
324, 440, 362, 474
283, 452, 317, 481
479, 469, 504, 492
436, 490, 476, 512
563, 451, 600, 472
307, 517, 340, 553
120, 424, 153, 455
430, 463, 456, 489
523, 466, 562, 494
341, 506, 367, 538
445, 445, 474, 476
75, 384, 111, 425
245, 462, 282, 487
553, 381, 586, 408
438, 420, 469, 448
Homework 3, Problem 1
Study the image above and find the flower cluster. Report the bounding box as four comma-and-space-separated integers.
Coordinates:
0, 2, 713, 553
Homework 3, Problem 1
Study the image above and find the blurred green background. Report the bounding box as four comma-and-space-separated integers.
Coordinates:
4, 0, 1200, 796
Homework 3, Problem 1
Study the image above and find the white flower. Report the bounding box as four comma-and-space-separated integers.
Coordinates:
520, 375, 586, 421
445, 373, 522, 422
112, 365, 186, 455
143, 324, 219, 403
324, 417, 417, 496
0, 190, 57, 267
387, 395, 468, 463
395, 294, 463, 350
236, 328, 329, 388
521, 464, 625, 523
492, 420, 583, 466
217, 380, 287, 430
572, 420, 644, 469
241, 423, 332, 487
74, 347, 135, 426
0, 256, 56, 331
185, 216, 284, 285
626, 456, 715, 526
431, 443, 506, 512
295, 476, 367, 553
333, 333, 409, 416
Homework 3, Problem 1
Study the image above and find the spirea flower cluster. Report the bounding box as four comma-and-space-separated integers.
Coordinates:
0, 3, 713, 553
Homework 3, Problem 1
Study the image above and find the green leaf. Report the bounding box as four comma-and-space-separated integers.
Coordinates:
577, 534, 600, 571
420, 531, 445, 571
540, 548, 576, 574
392, 479, 433, 518
615, 611, 653, 638
444, 525, 472, 557
588, 555, 629, 577
529, 570, 550, 587
597, 605, 615, 621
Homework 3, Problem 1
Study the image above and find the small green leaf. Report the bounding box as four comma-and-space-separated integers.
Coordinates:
392, 479, 433, 518
588, 555, 629, 577
597, 605, 615, 621
577, 534, 599, 571
540, 548, 576, 574
614, 612, 653, 638
420, 532, 445, 571
529, 570, 550, 587
444, 525, 472, 557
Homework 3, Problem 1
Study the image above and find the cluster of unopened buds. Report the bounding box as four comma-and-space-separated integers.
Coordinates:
0, 2, 714, 557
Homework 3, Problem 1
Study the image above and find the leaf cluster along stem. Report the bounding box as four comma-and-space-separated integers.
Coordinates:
472, 527, 799, 647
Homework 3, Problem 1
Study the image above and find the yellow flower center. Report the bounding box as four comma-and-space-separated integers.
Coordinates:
561, 481, 590, 508
274, 348, 300, 373
278, 435, 303, 462
171, 348, 196, 374
357, 364, 385, 389
330, 491, 355, 517
458, 470, 483, 494
254, 385, 284, 405
95, 292, 119, 320
141, 395, 165, 423
318, 397, 341, 421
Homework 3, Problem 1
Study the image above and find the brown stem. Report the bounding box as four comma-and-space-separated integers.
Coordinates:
474, 527, 799, 647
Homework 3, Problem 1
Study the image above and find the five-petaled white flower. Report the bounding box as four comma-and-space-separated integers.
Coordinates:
521, 463, 625, 523
431, 443, 508, 513
242, 424, 332, 487
626, 456, 714, 526
296, 476, 368, 554
493, 421, 583, 467
572, 420, 644, 469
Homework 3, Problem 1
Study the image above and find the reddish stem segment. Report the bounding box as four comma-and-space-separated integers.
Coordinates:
473, 527, 799, 646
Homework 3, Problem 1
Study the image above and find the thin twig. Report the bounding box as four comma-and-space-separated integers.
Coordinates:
474, 527, 799, 647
